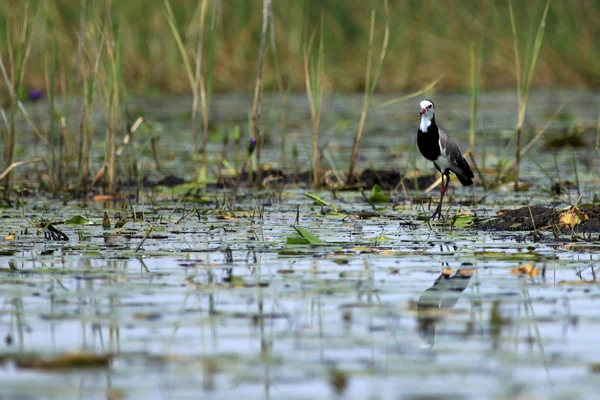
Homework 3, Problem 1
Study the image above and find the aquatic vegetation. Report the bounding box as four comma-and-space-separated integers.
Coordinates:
0, 2, 598, 399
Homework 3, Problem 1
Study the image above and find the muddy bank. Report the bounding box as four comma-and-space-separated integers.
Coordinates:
476, 205, 600, 232
211, 168, 437, 191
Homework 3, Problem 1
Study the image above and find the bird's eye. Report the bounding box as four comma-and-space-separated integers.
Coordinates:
428, 105, 432, 109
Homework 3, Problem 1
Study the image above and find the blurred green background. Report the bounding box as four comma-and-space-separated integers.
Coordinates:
0, 0, 598, 95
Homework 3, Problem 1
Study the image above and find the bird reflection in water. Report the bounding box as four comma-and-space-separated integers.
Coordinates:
417, 263, 474, 348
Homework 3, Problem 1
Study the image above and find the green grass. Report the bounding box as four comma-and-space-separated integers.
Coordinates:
304, 18, 325, 188
509, 0, 552, 191
0, 0, 597, 194
347, 1, 390, 185
0, 0, 597, 94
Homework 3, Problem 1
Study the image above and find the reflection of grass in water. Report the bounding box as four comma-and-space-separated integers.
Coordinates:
520, 284, 551, 381
1, 192, 599, 397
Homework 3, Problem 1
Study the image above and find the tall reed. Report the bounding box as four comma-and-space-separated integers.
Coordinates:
103, 0, 122, 194
266, 3, 289, 170
164, 0, 211, 180
249, 0, 272, 168
509, 0, 552, 191
347, 1, 389, 185
77, 0, 102, 195
0, 3, 38, 189
3, 1, 599, 94
303, 19, 325, 189
468, 36, 485, 189
469, 37, 483, 155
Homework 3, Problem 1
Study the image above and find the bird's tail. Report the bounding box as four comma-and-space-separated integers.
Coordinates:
455, 173, 473, 186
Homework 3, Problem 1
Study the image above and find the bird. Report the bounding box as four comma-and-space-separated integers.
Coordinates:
417, 99, 474, 220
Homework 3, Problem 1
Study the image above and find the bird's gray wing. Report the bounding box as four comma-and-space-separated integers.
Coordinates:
438, 128, 474, 178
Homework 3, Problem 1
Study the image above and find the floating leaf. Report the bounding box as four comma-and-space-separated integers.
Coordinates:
278, 249, 316, 255
83, 251, 103, 257
15, 352, 111, 370
304, 192, 338, 214
559, 206, 588, 228
510, 264, 539, 277
286, 226, 327, 245
558, 280, 597, 285
133, 312, 162, 321
224, 276, 246, 285
349, 246, 376, 252
452, 212, 477, 227
292, 226, 326, 245
65, 215, 90, 225
114, 218, 129, 229
474, 251, 543, 261
369, 184, 391, 203
4, 233, 15, 240
366, 235, 392, 242
329, 258, 350, 265
286, 237, 310, 245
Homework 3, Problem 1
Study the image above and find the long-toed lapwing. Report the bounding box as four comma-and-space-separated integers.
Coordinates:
417, 99, 474, 220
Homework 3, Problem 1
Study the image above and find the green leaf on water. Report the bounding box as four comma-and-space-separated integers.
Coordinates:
452, 213, 477, 227
83, 251, 103, 257
286, 237, 310, 245
366, 235, 392, 242
304, 192, 338, 214
288, 226, 327, 245
114, 218, 129, 229
369, 184, 391, 203
65, 215, 89, 225
474, 251, 544, 261
226, 276, 246, 285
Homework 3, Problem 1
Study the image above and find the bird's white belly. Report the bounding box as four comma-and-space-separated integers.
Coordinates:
433, 157, 455, 173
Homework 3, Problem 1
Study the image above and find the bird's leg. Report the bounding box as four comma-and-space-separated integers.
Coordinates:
439, 173, 451, 213
431, 174, 445, 220
431, 173, 450, 220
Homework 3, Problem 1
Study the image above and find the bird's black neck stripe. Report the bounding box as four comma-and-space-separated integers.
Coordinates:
417, 116, 441, 162
422, 116, 438, 133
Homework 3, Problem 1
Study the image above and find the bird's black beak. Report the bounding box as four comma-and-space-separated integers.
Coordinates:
418, 109, 425, 116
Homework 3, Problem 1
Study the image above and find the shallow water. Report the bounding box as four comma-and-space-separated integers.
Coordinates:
2, 90, 600, 399
23, 89, 600, 186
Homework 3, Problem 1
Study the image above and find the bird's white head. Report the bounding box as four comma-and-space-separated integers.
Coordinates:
418, 100, 435, 118
418, 99, 435, 131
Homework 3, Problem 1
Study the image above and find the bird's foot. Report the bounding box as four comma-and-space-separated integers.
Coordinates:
428, 207, 445, 221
